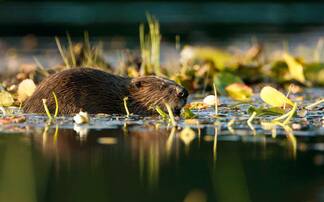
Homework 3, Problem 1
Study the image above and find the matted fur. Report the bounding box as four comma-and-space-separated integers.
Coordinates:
23, 68, 188, 116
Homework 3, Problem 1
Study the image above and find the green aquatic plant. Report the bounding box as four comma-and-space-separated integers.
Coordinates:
42, 91, 59, 122
123, 97, 130, 117
155, 106, 169, 120
42, 99, 52, 121
165, 103, 176, 126
181, 108, 197, 119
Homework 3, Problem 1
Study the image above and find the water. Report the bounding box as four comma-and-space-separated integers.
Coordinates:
0, 90, 323, 202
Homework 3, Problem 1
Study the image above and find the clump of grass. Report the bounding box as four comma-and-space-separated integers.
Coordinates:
55, 32, 110, 70
139, 14, 162, 76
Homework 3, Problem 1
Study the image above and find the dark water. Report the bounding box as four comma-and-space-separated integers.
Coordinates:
0, 120, 323, 202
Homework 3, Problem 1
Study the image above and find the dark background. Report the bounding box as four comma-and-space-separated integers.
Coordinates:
1, 0, 324, 38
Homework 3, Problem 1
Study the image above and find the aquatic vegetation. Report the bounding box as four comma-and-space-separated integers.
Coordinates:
155, 106, 169, 120
42, 99, 52, 120
42, 91, 59, 122
181, 108, 197, 119
123, 97, 130, 117
164, 103, 176, 126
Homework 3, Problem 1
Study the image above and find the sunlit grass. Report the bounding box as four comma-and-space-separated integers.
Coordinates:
139, 14, 161, 76
165, 103, 176, 126
42, 91, 59, 122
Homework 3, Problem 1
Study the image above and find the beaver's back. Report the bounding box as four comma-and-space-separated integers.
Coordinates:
23, 68, 130, 115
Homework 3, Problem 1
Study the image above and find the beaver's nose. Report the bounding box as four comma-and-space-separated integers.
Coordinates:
176, 88, 189, 98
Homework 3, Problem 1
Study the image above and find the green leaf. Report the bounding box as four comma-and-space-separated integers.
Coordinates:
213, 72, 243, 94
248, 106, 285, 116
181, 108, 197, 119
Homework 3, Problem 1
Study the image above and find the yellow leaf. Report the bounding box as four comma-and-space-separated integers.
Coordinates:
225, 83, 253, 101
17, 79, 36, 102
0, 91, 14, 107
260, 86, 294, 107
283, 53, 306, 83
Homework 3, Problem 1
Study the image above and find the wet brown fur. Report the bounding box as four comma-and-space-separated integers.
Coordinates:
23, 68, 188, 116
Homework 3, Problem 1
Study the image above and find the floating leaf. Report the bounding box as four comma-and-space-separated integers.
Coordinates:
181, 108, 197, 119
283, 53, 306, 83
225, 82, 253, 101
17, 79, 36, 102
0, 91, 14, 107
248, 106, 285, 116
260, 86, 294, 107
184, 102, 208, 110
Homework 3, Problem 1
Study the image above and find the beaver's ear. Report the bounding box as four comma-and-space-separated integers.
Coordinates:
131, 80, 142, 89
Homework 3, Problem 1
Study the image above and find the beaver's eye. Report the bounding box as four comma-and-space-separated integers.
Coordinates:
160, 83, 166, 90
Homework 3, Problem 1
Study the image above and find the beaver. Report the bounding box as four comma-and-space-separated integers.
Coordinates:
23, 68, 188, 116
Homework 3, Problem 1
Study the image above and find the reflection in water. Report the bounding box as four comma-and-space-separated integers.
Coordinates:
0, 123, 323, 202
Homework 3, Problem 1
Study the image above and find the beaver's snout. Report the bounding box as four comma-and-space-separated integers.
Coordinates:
173, 87, 188, 115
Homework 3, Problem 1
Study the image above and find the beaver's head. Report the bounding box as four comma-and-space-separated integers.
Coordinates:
128, 76, 188, 116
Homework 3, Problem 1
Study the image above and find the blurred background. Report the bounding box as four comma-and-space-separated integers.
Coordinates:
1, 0, 324, 39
